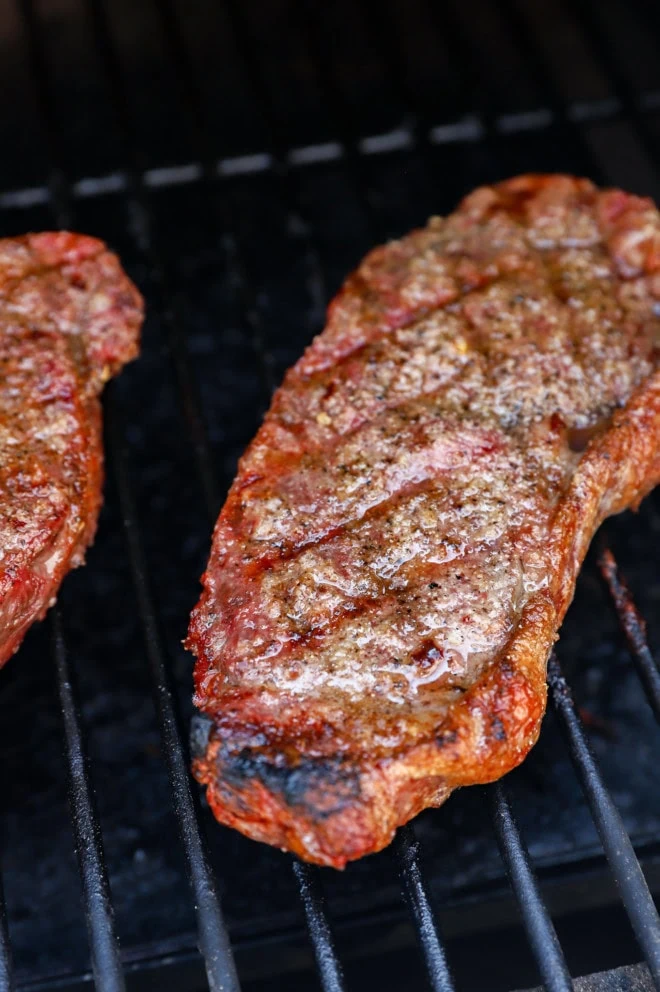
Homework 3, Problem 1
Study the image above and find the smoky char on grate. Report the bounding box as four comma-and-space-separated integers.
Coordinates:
187, 174, 660, 869
0, 233, 142, 666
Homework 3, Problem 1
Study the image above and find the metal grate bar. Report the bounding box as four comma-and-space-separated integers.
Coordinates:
103, 388, 241, 992
51, 610, 126, 992
489, 783, 573, 992
0, 80, 645, 211
292, 862, 346, 992
0, 872, 15, 992
392, 826, 455, 992
548, 654, 660, 988
598, 548, 660, 724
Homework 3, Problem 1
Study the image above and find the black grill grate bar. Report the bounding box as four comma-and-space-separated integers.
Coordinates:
292, 862, 347, 992
547, 654, 660, 989
3, 83, 660, 216
489, 783, 573, 992
50, 610, 126, 992
598, 548, 660, 724
157, 293, 225, 518
103, 387, 241, 992
392, 826, 456, 992
0, 867, 15, 992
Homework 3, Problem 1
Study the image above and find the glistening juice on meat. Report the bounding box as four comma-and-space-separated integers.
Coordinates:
187, 175, 660, 868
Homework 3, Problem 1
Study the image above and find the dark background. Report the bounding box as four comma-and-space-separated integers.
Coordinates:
0, 0, 659, 989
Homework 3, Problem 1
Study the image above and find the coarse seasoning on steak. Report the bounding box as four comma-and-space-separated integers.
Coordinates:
187, 175, 660, 868
0, 232, 142, 667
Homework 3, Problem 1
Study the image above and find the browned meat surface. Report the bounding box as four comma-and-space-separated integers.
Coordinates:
187, 175, 660, 868
0, 233, 143, 666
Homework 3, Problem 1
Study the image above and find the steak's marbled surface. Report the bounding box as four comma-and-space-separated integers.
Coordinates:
188, 175, 660, 867
0, 233, 142, 665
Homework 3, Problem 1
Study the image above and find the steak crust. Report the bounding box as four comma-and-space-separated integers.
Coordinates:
0, 232, 142, 666
187, 175, 660, 867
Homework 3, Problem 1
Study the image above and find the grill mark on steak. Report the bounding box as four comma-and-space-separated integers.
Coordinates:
235, 251, 655, 560
198, 465, 546, 685
0, 233, 142, 666
187, 175, 660, 867
239, 416, 504, 549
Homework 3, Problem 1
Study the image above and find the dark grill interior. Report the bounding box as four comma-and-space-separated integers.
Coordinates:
1, 1, 660, 990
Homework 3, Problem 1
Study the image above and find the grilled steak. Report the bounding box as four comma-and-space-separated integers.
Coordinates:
0, 233, 142, 666
187, 175, 660, 867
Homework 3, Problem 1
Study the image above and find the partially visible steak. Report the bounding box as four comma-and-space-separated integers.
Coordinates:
0, 233, 142, 666
187, 175, 660, 868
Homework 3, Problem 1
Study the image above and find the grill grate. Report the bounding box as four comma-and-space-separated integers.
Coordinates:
548, 657, 660, 986
599, 548, 660, 723
394, 826, 455, 992
0, 878, 13, 992
1, 0, 660, 990
105, 390, 241, 992
489, 784, 572, 992
51, 611, 125, 992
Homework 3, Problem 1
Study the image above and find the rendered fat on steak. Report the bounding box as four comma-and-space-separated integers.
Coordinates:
187, 175, 660, 867
0, 233, 142, 666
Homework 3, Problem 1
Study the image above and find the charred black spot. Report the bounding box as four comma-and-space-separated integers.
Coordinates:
221, 748, 361, 820
189, 713, 214, 761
